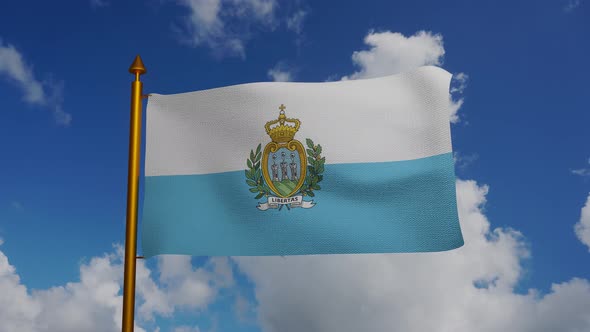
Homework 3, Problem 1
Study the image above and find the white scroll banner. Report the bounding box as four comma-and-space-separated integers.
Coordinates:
256, 195, 316, 211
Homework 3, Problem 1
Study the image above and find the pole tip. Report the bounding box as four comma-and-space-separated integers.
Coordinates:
129, 55, 147, 75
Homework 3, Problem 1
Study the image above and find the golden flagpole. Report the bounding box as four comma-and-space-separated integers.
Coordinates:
122, 55, 146, 332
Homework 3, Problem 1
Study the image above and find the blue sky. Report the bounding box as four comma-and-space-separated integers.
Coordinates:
1, 0, 589, 331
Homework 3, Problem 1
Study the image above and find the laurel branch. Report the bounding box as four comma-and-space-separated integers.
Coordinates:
300, 138, 325, 197
245, 143, 272, 200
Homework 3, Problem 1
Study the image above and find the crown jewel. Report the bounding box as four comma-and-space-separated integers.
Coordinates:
265, 104, 300, 143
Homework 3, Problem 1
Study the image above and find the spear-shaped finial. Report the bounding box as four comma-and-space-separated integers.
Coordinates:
128, 55, 146, 76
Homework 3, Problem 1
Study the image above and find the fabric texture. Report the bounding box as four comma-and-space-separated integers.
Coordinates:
141, 66, 463, 257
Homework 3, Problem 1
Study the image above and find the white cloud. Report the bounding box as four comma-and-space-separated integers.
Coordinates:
286, 10, 307, 34
137, 255, 234, 323
135, 257, 172, 321
234, 294, 248, 320
235, 179, 590, 332
52, 106, 72, 126
0, 39, 71, 125
571, 158, 590, 177
341, 31, 466, 123
0, 249, 40, 332
267, 62, 293, 82
158, 257, 211, 308
0, 246, 137, 332
0, 41, 45, 104
572, 169, 590, 177
176, 0, 278, 58
453, 151, 479, 170
449, 72, 469, 123
451, 72, 468, 93
342, 30, 445, 80
234, 293, 257, 324
564, 0, 581, 12
574, 193, 590, 251
209, 256, 234, 287
0, 245, 233, 331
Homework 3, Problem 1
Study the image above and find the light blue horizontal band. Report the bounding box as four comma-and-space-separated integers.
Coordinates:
141, 152, 463, 257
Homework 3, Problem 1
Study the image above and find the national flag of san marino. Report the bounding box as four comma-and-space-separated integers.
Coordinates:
141, 66, 464, 257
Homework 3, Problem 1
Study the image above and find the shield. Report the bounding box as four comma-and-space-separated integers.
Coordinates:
261, 140, 307, 198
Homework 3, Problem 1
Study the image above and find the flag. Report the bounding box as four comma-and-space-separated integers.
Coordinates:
141, 66, 463, 257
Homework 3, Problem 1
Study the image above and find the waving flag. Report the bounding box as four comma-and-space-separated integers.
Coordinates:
141, 66, 463, 257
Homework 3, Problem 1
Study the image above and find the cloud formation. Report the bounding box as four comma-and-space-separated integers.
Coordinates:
453, 151, 479, 170
449, 72, 468, 123
575, 194, 590, 251
571, 158, 590, 177
341, 31, 465, 123
175, 0, 278, 58
286, 10, 307, 34
342, 30, 445, 80
0, 244, 233, 331
0, 39, 71, 125
267, 62, 293, 82
235, 180, 590, 332
0, 246, 134, 332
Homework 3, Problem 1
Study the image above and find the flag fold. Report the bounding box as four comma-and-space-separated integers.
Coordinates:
142, 66, 463, 257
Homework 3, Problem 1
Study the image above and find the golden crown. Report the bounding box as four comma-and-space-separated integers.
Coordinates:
264, 104, 300, 143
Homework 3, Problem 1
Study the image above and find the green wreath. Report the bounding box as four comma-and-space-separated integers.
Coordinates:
300, 138, 325, 197
244, 144, 272, 199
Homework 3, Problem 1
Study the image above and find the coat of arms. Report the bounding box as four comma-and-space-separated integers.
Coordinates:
245, 104, 325, 211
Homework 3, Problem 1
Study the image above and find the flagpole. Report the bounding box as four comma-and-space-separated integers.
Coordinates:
122, 55, 146, 332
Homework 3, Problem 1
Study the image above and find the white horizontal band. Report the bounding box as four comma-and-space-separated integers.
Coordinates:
145, 66, 453, 176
